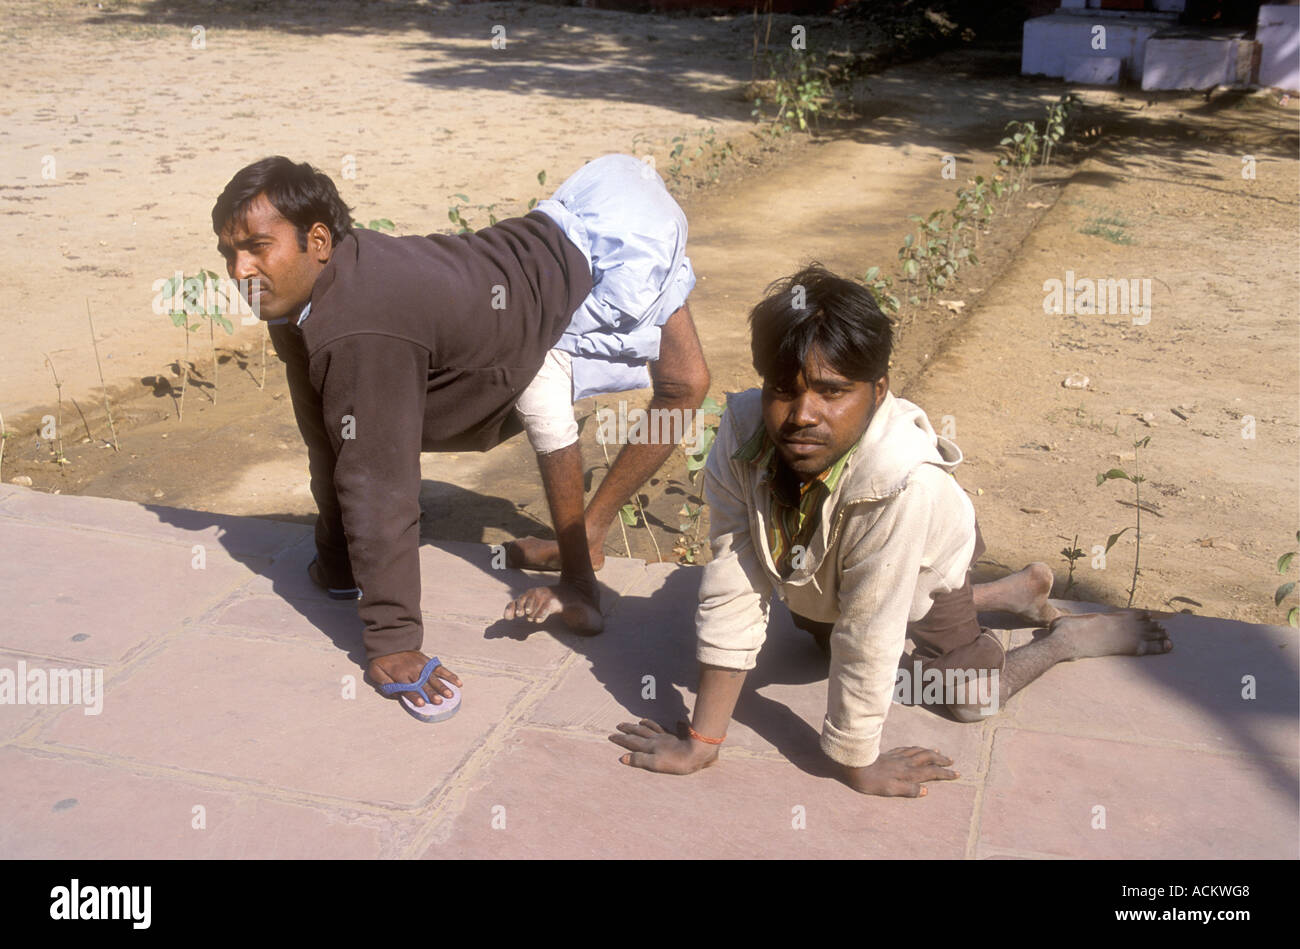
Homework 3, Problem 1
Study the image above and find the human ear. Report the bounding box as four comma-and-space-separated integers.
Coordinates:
309, 222, 333, 260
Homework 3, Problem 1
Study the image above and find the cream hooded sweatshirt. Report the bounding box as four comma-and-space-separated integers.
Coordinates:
695, 388, 978, 767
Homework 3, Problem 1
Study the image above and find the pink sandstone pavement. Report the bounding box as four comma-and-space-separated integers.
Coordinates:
0, 480, 1295, 859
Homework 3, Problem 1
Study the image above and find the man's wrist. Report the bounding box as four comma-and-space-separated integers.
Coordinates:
687, 741, 720, 766
684, 732, 722, 764
839, 758, 881, 791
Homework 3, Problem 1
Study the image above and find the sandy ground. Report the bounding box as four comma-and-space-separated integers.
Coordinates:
1, 0, 1297, 628
0, 0, 773, 416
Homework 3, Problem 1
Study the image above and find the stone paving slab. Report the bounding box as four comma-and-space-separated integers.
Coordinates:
38, 629, 534, 808
0, 746, 412, 859
0, 520, 254, 665
0, 483, 1295, 859
1000, 612, 1297, 759
236, 533, 648, 626
0, 650, 106, 743
976, 728, 1299, 860
0, 484, 307, 560
420, 729, 978, 860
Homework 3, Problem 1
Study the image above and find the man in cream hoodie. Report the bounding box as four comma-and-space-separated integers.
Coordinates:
610, 265, 1172, 798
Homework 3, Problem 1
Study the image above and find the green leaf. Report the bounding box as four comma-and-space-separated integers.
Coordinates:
864, 266, 879, 282
619, 504, 639, 527
527, 197, 537, 210
1104, 527, 1131, 553
1290, 606, 1298, 628
690, 426, 717, 460
1096, 468, 1130, 485
1276, 581, 1296, 606
537, 170, 546, 186
453, 193, 470, 203
217, 315, 234, 335
698, 396, 724, 415
1134, 435, 1151, 449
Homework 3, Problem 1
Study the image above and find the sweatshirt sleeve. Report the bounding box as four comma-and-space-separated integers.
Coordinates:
694, 409, 772, 670
314, 332, 429, 662
269, 323, 355, 590
819, 474, 935, 768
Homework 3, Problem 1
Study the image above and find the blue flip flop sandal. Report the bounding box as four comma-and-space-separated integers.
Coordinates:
307, 558, 362, 601
379, 656, 462, 723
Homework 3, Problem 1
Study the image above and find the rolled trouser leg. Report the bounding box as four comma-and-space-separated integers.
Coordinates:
918, 631, 1006, 723
516, 349, 580, 455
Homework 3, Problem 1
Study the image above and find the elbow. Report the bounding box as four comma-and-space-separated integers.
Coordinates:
654, 363, 711, 408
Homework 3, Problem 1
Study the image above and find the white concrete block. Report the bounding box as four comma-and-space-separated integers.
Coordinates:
1258, 4, 1300, 91
1065, 55, 1122, 85
1142, 31, 1255, 90
1023, 12, 1172, 81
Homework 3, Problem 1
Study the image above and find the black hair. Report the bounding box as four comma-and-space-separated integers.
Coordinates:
749, 263, 893, 389
211, 156, 353, 250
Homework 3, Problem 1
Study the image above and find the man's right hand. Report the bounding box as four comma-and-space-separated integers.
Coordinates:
841, 746, 959, 798
366, 650, 462, 707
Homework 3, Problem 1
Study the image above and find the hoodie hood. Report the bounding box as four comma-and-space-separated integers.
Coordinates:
844, 389, 962, 501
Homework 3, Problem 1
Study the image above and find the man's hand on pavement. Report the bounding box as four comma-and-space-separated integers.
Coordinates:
841, 746, 958, 798
609, 719, 718, 775
367, 650, 461, 707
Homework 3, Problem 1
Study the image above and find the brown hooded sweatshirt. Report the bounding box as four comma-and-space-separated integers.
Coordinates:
266, 212, 593, 661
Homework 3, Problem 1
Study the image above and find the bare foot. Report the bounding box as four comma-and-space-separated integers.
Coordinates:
973, 562, 1070, 625
505, 536, 606, 573
1048, 610, 1172, 660
503, 579, 604, 635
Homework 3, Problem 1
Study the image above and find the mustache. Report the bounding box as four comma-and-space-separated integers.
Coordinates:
779, 431, 828, 445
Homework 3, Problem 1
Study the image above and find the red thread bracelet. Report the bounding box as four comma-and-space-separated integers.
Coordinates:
688, 724, 725, 745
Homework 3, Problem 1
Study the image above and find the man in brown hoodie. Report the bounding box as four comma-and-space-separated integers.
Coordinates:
212, 156, 707, 720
